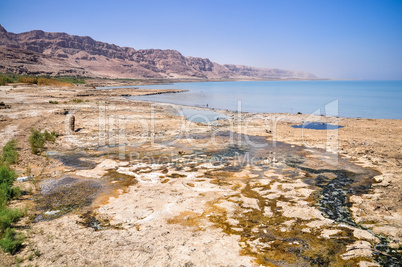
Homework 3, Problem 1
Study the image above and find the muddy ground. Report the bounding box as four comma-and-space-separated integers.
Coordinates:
0, 82, 401, 266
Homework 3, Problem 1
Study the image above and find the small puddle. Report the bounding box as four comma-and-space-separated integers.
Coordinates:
292, 122, 344, 130
34, 175, 102, 221
47, 151, 97, 169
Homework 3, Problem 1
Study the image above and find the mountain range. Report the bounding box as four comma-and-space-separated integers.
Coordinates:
0, 25, 317, 80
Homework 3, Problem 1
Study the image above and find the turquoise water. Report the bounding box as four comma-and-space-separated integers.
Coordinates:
128, 81, 402, 119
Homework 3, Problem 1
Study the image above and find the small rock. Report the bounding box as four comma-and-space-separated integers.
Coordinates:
341, 241, 373, 260
98, 159, 119, 170
389, 241, 401, 249
373, 175, 384, 183
320, 229, 342, 239
353, 228, 379, 243
357, 261, 380, 267
239, 242, 247, 248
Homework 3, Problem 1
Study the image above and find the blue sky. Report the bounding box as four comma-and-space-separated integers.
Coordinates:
1, 0, 401, 80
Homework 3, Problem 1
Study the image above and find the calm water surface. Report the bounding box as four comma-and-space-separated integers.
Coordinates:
126, 81, 402, 119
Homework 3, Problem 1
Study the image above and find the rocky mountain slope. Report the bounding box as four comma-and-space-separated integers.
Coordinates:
0, 25, 317, 80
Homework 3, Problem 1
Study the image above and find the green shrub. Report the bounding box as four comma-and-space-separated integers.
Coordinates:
55, 76, 86, 84
29, 129, 45, 155
0, 184, 10, 207
1, 139, 18, 166
0, 228, 24, 254
0, 77, 12, 86
0, 141, 24, 255
0, 186, 20, 209
0, 156, 17, 207
29, 129, 58, 154
43, 130, 57, 143
10, 187, 21, 199
0, 208, 22, 232
49, 100, 59, 104
71, 99, 84, 103
0, 165, 16, 188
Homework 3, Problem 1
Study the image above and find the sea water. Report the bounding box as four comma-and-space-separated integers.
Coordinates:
127, 80, 402, 119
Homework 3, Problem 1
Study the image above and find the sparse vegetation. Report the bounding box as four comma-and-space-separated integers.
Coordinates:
29, 129, 45, 155
48, 100, 59, 104
0, 228, 24, 254
0, 143, 24, 255
34, 249, 41, 257
1, 139, 18, 166
18, 76, 37, 84
71, 98, 84, 103
0, 73, 86, 86
0, 207, 22, 231
29, 129, 58, 155
0, 77, 12, 86
37, 77, 73, 87
54, 76, 86, 84
0, 73, 19, 85
43, 130, 58, 143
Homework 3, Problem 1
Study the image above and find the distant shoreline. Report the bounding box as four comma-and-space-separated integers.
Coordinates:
122, 80, 402, 120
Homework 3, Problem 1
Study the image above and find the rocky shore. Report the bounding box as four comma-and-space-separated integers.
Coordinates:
0, 81, 401, 266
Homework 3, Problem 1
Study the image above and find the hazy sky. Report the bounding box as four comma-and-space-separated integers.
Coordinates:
1, 0, 401, 80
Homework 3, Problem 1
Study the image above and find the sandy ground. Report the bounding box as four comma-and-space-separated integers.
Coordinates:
0, 82, 401, 266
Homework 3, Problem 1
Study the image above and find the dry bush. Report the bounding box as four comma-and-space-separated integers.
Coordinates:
18, 76, 37, 84
37, 78, 73, 87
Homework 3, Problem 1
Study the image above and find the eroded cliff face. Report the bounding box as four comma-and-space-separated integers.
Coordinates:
0, 25, 317, 79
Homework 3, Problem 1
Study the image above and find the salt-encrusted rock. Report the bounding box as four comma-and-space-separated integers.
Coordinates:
373, 175, 384, 183
357, 261, 380, 267
340, 240, 373, 260
98, 159, 118, 170
353, 228, 380, 243
320, 229, 342, 239
76, 159, 118, 178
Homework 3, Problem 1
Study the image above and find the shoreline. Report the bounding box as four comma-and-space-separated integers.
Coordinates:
124, 81, 402, 120
0, 83, 401, 265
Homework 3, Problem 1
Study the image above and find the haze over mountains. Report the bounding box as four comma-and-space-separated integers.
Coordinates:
0, 25, 317, 80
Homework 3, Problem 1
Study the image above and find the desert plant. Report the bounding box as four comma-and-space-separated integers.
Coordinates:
0, 165, 16, 189
37, 77, 72, 87
0, 208, 22, 231
34, 249, 41, 257
0, 77, 11, 86
55, 76, 86, 84
29, 129, 45, 155
43, 130, 57, 143
48, 100, 59, 104
0, 167, 18, 209
25, 164, 31, 176
0, 228, 24, 254
71, 98, 84, 103
0, 142, 24, 255
18, 76, 37, 84
1, 139, 18, 166
29, 129, 58, 154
